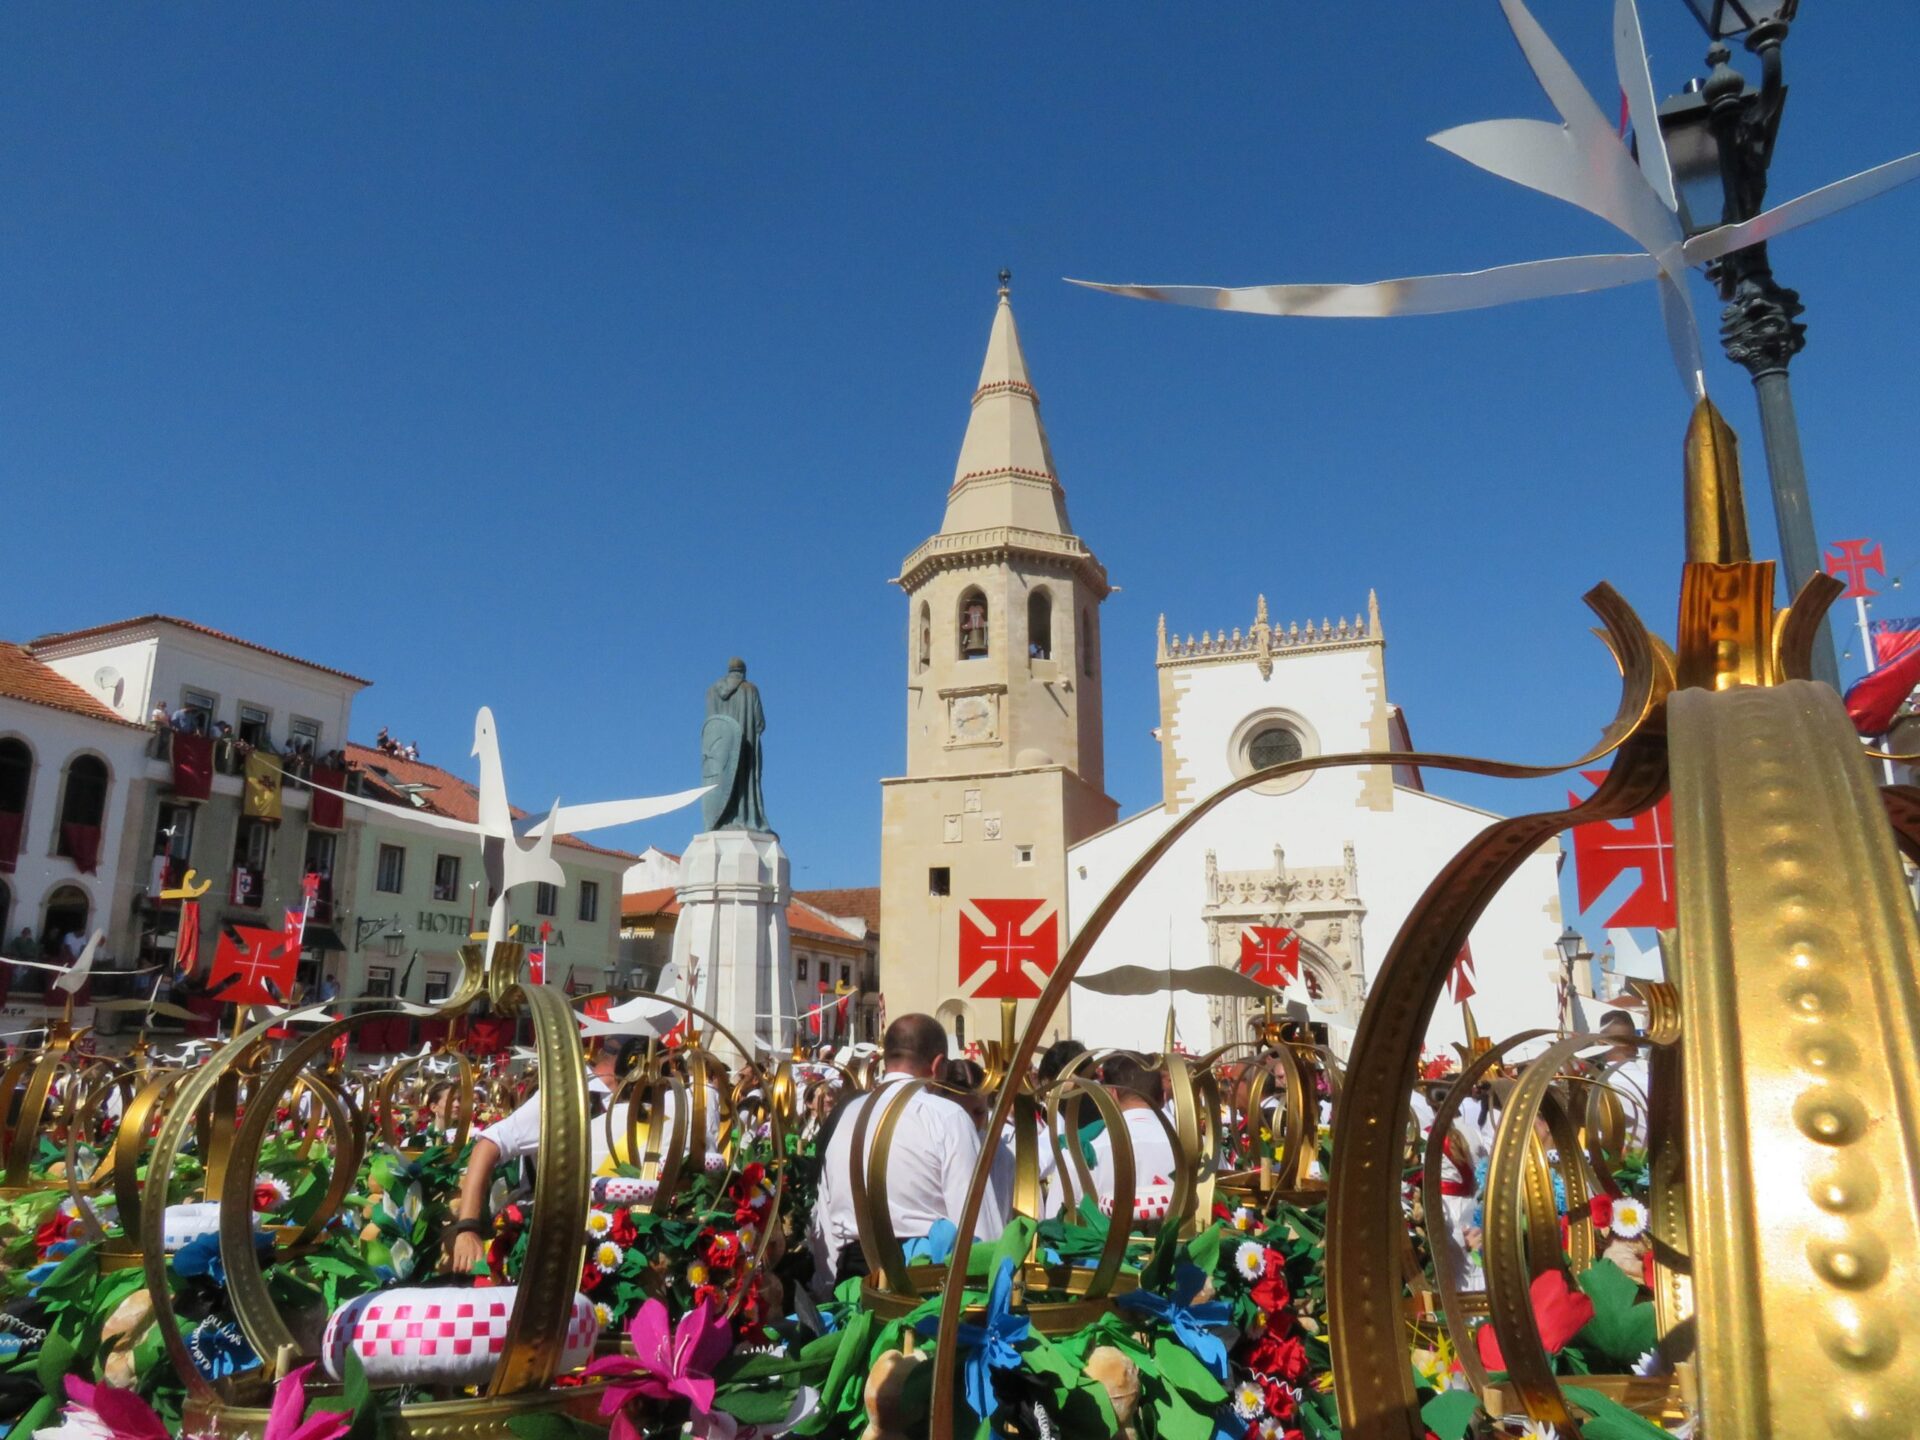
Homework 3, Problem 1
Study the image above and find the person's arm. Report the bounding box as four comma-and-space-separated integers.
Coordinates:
443, 1136, 500, 1274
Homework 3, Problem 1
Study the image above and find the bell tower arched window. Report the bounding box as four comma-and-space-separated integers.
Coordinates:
1028, 590, 1053, 660
917, 602, 932, 673
55, 755, 108, 870
958, 588, 989, 659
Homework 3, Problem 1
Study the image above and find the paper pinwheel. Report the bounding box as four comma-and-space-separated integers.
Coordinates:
1075, 0, 1920, 399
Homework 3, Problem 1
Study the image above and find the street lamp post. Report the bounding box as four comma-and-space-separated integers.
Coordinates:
1660, 0, 1840, 690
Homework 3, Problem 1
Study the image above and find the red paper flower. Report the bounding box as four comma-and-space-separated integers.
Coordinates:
1588, 1193, 1614, 1230
611, 1209, 638, 1248
1475, 1269, 1595, 1371
1247, 1333, 1308, 1382
34, 1212, 71, 1255
1264, 1380, 1299, 1421
1250, 1251, 1292, 1315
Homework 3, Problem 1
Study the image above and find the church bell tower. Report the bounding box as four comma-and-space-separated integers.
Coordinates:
878, 275, 1117, 1048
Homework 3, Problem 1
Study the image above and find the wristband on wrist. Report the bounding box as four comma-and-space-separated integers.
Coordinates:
447, 1218, 490, 1239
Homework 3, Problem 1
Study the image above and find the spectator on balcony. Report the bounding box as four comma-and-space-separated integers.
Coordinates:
5, 927, 37, 958
149, 705, 170, 730
169, 705, 204, 734
317, 973, 341, 1006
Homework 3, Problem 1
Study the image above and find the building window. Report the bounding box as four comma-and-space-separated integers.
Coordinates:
39, 884, 90, 962
929, 866, 951, 897
432, 854, 461, 902
0, 738, 31, 820
841, 964, 851, 987
578, 881, 599, 923
54, 755, 109, 862
797, 956, 810, 982
288, 716, 322, 758
535, 882, 558, 917
231, 819, 270, 908
1082, 608, 1094, 676
917, 602, 932, 673
1248, 724, 1304, 772
376, 844, 406, 894
1015, 844, 1034, 867
180, 689, 217, 732
303, 830, 336, 881
237, 704, 272, 749
152, 803, 194, 891
365, 965, 395, 998
1028, 589, 1052, 659
424, 969, 452, 1003
958, 588, 989, 659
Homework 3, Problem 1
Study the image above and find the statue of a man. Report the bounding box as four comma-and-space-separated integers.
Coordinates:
700, 658, 770, 832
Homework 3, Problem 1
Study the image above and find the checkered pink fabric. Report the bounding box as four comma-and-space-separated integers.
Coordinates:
322, 1287, 597, 1387
1099, 1178, 1175, 1225
591, 1176, 656, 1206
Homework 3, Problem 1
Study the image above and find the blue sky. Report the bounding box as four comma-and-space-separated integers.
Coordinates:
5, 3, 1918, 908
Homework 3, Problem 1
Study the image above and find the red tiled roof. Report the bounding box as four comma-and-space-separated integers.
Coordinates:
30, 615, 371, 686
344, 742, 638, 860
795, 887, 881, 934
618, 886, 863, 948
0, 643, 147, 729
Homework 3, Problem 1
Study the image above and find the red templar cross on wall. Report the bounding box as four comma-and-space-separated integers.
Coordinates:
958, 898, 1059, 1000
1568, 769, 1677, 928
1238, 926, 1300, 987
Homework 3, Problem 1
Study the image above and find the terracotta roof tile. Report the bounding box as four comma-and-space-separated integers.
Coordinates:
344, 742, 637, 860
621, 887, 682, 919
618, 886, 863, 948
0, 643, 147, 729
794, 887, 881, 934
30, 615, 371, 686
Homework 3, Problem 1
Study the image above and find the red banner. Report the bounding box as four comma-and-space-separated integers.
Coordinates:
171, 732, 214, 802
308, 767, 346, 830
176, 900, 202, 978
1568, 770, 1676, 928
958, 898, 1058, 1000
61, 824, 101, 876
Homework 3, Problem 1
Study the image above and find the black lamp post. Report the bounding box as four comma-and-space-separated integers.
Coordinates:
1659, 0, 1838, 690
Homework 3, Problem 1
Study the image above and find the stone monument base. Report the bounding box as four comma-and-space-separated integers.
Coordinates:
668, 830, 794, 1065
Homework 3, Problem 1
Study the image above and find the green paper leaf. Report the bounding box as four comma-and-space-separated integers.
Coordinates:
5, 1391, 57, 1440
505, 1413, 606, 1440
1185, 1222, 1223, 1276
1573, 1261, 1658, 1367
1563, 1385, 1676, 1440
35, 1326, 77, 1395
1151, 1335, 1226, 1406
1421, 1389, 1480, 1440
714, 1387, 802, 1425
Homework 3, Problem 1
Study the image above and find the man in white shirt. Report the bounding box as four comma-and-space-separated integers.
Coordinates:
1088, 1054, 1180, 1209
443, 1036, 640, 1273
807, 1014, 1005, 1296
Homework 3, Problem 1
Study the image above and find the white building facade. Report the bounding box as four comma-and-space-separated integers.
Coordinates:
1067, 595, 1564, 1056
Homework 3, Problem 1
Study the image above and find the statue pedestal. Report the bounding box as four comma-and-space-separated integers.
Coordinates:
669, 830, 794, 1065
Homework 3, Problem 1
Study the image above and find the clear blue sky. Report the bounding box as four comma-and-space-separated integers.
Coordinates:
5, 3, 1918, 903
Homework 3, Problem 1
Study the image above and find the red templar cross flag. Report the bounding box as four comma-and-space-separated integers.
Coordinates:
1568, 769, 1676, 928
958, 898, 1059, 1000
1238, 926, 1300, 987
209, 922, 301, 1007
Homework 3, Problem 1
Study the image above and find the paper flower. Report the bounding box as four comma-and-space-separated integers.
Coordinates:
1232, 1382, 1266, 1421
1587, 1193, 1614, 1231
1517, 1422, 1559, 1440
252, 1175, 292, 1212
35, 1378, 169, 1440
187, 1317, 261, 1380
402, 1183, 424, 1224
586, 1210, 614, 1240
915, 1258, 1030, 1422
1475, 1271, 1595, 1372
1611, 1197, 1648, 1239
387, 1237, 416, 1280
594, 1240, 626, 1271
582, 1298, 733, 1440
262, 1363, 352, 1440
1117, 1262, 1232, 1380
593, 1302, 615, 1331
1234, 1244, 1267, 1282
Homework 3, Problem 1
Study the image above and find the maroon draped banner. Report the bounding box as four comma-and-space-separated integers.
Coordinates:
171, 732, 214, 801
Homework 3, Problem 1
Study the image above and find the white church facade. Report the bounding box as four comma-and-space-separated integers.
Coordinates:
1066, 596, 1565, 1055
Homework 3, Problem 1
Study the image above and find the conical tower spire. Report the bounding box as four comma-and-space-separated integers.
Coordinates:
941, 271, 1072, 537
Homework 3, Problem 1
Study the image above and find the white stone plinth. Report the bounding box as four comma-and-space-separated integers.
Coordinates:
669, 830, 794, 1064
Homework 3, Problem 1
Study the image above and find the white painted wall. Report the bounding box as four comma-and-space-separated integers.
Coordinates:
1067, 636, 1563, 1058
0, 698, 151, 961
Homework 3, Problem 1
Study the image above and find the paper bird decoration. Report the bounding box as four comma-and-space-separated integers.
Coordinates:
1074, 0, 1920, 398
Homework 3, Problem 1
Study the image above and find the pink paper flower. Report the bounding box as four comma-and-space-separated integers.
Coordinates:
582, 1298, 733, 1440
42, 1379, 170, 1440
263, 1364, 352, 1440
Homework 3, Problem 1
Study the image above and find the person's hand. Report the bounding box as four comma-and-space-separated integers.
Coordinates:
1461, 1224, 1483, 1254
445, 1228, 489, 1275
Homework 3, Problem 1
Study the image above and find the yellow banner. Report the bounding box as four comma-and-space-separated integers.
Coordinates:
243, 751, 283, 821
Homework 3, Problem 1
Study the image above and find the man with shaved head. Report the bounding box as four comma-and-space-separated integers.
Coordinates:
806, 1012, 1005, 1296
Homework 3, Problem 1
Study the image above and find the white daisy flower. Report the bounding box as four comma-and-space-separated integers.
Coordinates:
1515, 1420, 1558, 1440
1632, 1349, 1664, 1377
1611, 1197, 1649, 1239
1231, 1382, 1265, 1421
593, 1240, 625, 1271
585, 1209, 613, 1239
1235, 1244, 1266, 1281
740, 1225, 759, 1251
592, 1302, 614, 1331
1233, 1205, 1259, 1233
